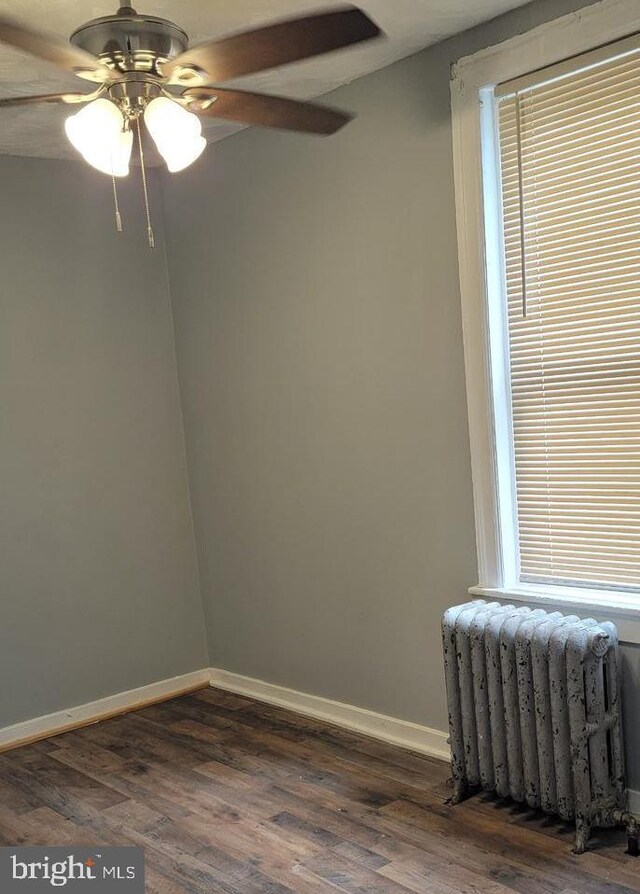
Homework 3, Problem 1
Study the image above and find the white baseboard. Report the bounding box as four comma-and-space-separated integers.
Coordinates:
628, 788, 640, 815
0, 669, 211, 753
208, 668, 451, 762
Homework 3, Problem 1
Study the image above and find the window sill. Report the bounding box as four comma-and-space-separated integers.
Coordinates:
469, 584, 640, 646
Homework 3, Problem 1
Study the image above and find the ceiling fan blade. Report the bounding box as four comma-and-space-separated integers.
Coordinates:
183, 87, 352, 135
0, 92, 97, 108
162, 6, 381, 85
0, 16, 118, 82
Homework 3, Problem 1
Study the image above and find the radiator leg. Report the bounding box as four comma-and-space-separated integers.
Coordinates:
628, 827, 639, 858
450, 777, 469, 805
573, 817, 592, 855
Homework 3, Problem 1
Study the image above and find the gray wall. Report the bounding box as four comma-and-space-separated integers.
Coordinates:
0, 156, 208, 726
161, 47, 477, 724
162, 0, 606, 732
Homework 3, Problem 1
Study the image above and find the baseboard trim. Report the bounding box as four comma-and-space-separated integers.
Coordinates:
0, 669, 211, 754
628, 788, 640, 816
208, 668, 451, 762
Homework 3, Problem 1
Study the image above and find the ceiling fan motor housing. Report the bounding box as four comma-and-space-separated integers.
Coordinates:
70, 8, 188, 76
0, 3, 381, 148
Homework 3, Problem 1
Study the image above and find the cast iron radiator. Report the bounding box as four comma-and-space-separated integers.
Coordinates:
442, 600, 630, 853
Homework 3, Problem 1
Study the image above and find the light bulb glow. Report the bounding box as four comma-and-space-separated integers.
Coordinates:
144, 97, 206, 173
65, 99, 132, 177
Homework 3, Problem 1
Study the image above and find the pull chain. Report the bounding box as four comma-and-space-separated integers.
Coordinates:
135, 116, 155, 249
111, 170, 123, 234
515, 92, 527, 319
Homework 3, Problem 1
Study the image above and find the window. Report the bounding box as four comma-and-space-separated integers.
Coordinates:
496, 44, 640, 593
451, 0, 640, 623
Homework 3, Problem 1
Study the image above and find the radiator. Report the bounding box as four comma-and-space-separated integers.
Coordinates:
442, 600, 629, 853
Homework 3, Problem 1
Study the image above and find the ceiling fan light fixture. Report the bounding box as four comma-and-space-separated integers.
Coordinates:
65, 98, 132, 176
144, 96, 206, 173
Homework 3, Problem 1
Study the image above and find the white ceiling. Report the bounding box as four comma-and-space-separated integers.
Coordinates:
0, 0, 531, 161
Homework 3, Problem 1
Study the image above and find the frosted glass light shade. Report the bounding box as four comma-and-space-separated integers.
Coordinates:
144, 97, 206, 173
65, 99, 132, 177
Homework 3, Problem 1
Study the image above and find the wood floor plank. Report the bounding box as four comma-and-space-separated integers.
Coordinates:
303, 849, 414, 893
377, 862, 465, 894
4, 748, 128, 811
0, 689, 637, 894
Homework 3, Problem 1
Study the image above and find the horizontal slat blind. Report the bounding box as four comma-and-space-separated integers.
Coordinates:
498, 47, 640, 591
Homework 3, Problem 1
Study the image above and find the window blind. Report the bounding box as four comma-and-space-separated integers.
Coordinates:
497, 44, 640, 591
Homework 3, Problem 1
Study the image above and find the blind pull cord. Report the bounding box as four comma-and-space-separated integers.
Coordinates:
515, 92, 527, 319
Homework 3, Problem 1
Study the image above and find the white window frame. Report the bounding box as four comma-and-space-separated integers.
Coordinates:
451, 0, 640, 643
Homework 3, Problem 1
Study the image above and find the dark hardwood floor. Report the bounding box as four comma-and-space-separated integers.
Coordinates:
0, 687, 637, 893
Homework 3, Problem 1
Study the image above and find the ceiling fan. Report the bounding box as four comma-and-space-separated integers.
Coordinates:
0, 2, 382, 243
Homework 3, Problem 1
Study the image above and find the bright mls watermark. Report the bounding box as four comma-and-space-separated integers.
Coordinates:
0, 848, 144, 892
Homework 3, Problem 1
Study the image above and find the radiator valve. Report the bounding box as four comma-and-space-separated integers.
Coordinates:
613, 810, 639, 857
